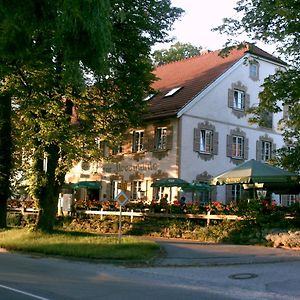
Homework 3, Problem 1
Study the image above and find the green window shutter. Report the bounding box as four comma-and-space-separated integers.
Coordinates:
212, 131, 219, 155
193, 128, 200, 152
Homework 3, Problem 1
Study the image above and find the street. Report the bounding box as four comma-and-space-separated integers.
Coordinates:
1, 239, 300, 300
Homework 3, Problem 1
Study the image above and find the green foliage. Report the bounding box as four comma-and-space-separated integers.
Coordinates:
152, 42, 203, 65
214, 0, 300, 172
0, 0, 183, 231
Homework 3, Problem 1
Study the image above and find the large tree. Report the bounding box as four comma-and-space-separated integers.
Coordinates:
152, 42, 203, 65
0, 0, 182, 231
0, 0, 112, 230
214, 0, 300, 172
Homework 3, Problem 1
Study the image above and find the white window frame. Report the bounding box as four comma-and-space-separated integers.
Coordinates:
261, 141, 272, 161
232, 185, 242, 202
155, 127, 167, 150
199, 129, 213, 154
233, 90, 245, 110
112, 180, 122, 200
164, 87, 182, 97
131, 180, 142, 200
232, 136, 244, 158
132, 130, 144, 152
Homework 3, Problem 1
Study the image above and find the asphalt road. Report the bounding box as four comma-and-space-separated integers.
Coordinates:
1, 239, 300, 300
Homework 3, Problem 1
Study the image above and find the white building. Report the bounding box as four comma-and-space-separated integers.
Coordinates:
66, 44, 287, 204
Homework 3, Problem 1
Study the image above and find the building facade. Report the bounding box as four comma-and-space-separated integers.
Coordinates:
65, 44, 287, 204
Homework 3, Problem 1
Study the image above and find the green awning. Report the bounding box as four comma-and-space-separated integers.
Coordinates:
70, 181, 101, 189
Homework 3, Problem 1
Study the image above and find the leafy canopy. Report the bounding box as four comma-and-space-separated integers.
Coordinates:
152, 42, 203, 65
214, 0, 300, 172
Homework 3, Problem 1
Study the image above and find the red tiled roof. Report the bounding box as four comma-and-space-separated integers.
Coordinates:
146, 44, 285, 120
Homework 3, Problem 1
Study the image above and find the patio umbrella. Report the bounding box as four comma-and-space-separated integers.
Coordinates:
151, 177, 189, 188
182, 182, 212, 192
70, 181, 102, 201
151, 178, 189, 202
210, 159, 300, 194
182, 183, 212, 203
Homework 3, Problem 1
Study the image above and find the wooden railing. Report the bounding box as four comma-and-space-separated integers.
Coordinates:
82, 209, 244, 226
7, 207, 243, 226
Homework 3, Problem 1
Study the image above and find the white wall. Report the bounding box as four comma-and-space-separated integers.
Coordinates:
179, 54, 286, 202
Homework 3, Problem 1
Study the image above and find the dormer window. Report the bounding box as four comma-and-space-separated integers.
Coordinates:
164, 86, 182, 97
143, 93, 155, 101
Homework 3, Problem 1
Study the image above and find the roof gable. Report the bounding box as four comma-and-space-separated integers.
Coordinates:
146, 44, 285, 120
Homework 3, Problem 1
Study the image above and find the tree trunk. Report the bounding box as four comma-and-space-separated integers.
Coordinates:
33, 144, 62, 232
0, 92, 12, 228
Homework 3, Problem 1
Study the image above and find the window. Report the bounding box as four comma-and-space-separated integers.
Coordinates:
143, 94, 155, 101
233, 90, 245, 110
164, 87, 182, 97
228, 82, 249, 117
132, 130, 144, 152
232, 136, 244, 158
155, 127, 167, 150
250, 64, 258, 78
261, 141, 272, 161
249, 61, 259, 80
226, 184, 242, 203
112, 145, 123, 155
260, 111, 273, 128
95, 138, 107, 156
131, 181, 142, 200
199, 129, 213, 153
283, 104, 291, 121
193, 122, 218, 159
257, 136, 275, 161
227, 129, 248, 161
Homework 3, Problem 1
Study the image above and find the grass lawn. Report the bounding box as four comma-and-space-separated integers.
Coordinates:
0, 228, 160, 262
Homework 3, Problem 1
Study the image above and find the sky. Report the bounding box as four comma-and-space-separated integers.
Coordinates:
154, 0, 277, 54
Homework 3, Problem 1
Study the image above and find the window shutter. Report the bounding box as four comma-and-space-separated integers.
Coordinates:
210, 186, 217, 201
144, 127, 154, 152
166, 125, 173, 150
226, 135, 232, 157
212, 131, 219, 155
244, 93, 250, 110
226, 185, 232, 204
228, 89, 234, 108
271, 142, 276, 158
256, 140, 261, 160
132, 131, 136, 153
244, 137, 249, 160
282, 105, 289, 120
193, 128, 200, 152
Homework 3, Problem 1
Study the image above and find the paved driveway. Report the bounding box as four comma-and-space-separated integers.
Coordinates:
147, 237, 300, 266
